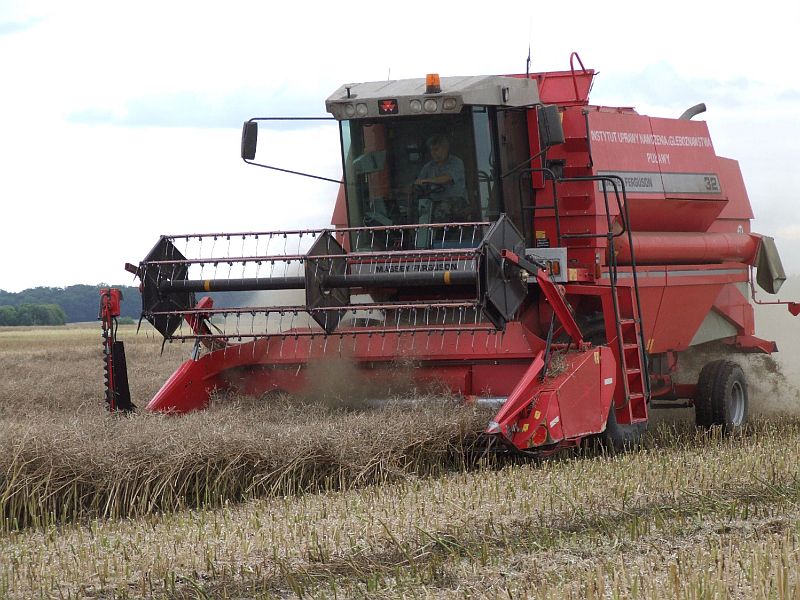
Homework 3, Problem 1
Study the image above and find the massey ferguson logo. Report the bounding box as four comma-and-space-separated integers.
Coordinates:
374, 262, 462, 273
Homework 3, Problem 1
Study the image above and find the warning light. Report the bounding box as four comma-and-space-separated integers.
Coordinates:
378, 99, 398, 115
425, 73, 441, 94
548, 260, 561, 276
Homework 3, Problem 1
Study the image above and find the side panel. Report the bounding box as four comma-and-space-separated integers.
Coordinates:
593, 266, 750, 353
557, 347, 617, 438
709, 156, 754, 233
647, 283, 725, 352
587, 111, 728, 233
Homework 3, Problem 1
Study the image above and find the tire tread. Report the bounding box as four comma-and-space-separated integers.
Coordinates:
711, 360, 747, 432
695, 359, 723, 427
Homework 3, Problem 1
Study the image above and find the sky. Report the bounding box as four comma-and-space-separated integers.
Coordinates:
0, 0, 798, 293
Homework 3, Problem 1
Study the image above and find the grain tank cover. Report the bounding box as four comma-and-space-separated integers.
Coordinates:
326, 75, 539, 120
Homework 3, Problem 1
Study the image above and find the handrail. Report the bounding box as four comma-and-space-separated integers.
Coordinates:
517, 167, 562, 247
535, 174, 651, 406
569, 52, 589, 102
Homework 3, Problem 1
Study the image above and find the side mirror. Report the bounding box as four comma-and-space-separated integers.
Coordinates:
537, 105, 564, 148
241, 121, 258, 160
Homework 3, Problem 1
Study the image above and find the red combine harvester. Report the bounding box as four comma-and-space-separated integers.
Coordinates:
104, 55, 798, 452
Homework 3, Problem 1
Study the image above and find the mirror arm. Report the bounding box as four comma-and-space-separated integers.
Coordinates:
241, 116, 341, 183
242, 159, 342, 184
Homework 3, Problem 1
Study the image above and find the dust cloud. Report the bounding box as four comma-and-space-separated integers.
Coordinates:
669, 277, 800, 420
748, 276, 800, 415
297, 357, 424, 411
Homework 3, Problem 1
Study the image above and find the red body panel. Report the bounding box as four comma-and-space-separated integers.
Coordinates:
147, 322, 546, 413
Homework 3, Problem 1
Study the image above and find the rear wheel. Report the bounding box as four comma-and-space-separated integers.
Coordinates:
694, 360, 747, 432
694, 360, 723, 427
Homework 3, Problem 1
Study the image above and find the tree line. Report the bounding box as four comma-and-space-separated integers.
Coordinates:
0, 285, 142, 324
0, 304, 67, 326
0, 285, 252, 325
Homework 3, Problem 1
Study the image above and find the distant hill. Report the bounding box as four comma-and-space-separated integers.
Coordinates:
0, 285, 255, 324
0, 285, 142, 323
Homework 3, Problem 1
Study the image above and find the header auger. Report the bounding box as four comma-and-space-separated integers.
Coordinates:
104, 54, 797, 454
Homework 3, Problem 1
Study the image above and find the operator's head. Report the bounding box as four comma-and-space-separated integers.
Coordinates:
427, 134, 450, 164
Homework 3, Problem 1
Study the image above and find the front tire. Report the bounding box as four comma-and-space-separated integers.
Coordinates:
582, 316, 647, 452
599, 403, 647, 452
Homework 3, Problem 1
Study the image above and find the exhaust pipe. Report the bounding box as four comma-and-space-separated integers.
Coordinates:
679, 102, 707, 120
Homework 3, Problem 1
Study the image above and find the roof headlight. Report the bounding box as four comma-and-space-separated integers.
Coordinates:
344, 103, 356, 118
355, 103, 368, 117
423, 98, 438, 113
409, 99, 422, 113
442, 97, 457, 111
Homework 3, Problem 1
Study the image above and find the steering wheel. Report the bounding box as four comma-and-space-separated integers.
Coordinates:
412, 182, 445, 198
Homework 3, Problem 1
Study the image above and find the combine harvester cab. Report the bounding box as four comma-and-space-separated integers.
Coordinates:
108, 55, 797, 454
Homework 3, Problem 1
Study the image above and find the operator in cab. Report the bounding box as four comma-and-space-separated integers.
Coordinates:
415, 134, 466, 201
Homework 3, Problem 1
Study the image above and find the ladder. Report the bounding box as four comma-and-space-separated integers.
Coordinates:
607, 283, 649, 423
524, 171, 651, 420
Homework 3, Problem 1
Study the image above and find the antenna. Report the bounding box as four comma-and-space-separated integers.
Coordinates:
525, 17, 532, 78
387, 67, 391, 81
526, 44, 531, 78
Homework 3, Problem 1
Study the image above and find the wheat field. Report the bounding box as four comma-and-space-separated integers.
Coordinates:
1, 289, 800, 598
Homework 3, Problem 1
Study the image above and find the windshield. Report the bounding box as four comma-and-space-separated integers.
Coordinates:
340, 107, 502, 248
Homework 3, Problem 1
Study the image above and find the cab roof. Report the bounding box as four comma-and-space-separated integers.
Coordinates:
326, 75, 540, 120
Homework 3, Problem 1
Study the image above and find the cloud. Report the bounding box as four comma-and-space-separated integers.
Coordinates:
777, 89, 800, 103
0, 17, 42, 35
593, 61, 764, 112
67, 87, 336, 130
775, 224, 800, 239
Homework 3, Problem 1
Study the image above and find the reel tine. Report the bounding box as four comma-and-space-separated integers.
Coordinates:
409, 308, 417, 352
395, 327, 402, 355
